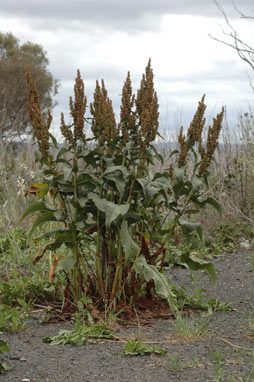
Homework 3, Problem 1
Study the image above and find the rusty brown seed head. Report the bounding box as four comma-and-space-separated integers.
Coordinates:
135, 58, 159, 161
26, 69, 51, 159
69, 69, 87, 144
120, 71, 136, 141
90, 79, 117, 145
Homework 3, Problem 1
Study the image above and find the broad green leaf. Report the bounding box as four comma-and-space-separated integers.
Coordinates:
56, 256, 75, 273
103, 168, 127, 197
180, 252, 216, 287
63, 166, 72, 181
88, 193, 129, 227
53, 211, 66, 221
192, 176, 203, 191
174, 166, 185, 181
179, 220, 203, 241
136, 176, 160, 202
134, 255, 177, 311
120, 221, 139, 263
44, 232, 73, 252
19, 202, 52, 223
172, 181, 185, 198
103, 165, 129, 178
203, 197, 222, 217
29, 211, 58, 237
152, 174, 171, 189
78, 197, 88, 207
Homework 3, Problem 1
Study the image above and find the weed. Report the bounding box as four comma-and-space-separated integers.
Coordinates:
43, 323, 116, 346
169, 312, 212, 338
22, 64, 223, 315
122, 339, 167, 356
0, 304, 30, 332
209, 350, 239, 382
168, 353, 202, 371
210, 350, 226, 366
173, 274, 233, 314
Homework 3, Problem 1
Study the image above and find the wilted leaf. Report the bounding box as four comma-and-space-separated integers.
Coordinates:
134, 255, 177, 311
25, 183, 49, 197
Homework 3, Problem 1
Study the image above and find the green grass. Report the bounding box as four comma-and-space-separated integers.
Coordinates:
169, 313, 213, 339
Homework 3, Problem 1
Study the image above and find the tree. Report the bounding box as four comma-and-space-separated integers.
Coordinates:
211, 1, 254, 90
0, 32, 59, 141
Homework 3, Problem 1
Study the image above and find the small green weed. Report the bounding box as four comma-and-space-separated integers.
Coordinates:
43, 323, 116, 346
210, 350, 226, 366
209, 350, 239, 382
0, 228, 29, 253
173, 277, 232, 314
0, 277, 59, 306
0, 333, 12, 373
123, 339, 167, 356
168, 353, 202, 371
169, 313, 212, 338
0, 304, 30, 332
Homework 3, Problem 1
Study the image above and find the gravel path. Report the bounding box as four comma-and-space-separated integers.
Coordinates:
2, 248, 254, 382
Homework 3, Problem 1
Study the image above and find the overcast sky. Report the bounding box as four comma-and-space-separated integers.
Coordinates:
1, 0, 254, 136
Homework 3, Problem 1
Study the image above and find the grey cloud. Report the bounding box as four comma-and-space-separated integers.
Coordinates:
1, 0, 254, 33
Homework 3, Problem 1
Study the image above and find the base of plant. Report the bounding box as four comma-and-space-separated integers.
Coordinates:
35, 293, 178, 325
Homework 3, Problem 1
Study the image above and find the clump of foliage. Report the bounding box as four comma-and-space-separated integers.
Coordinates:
0, 305, 29, 332
43, 323, 115, 346
123, 339, 167, 356
0, 32, 59, 141
21, 59, 224, 317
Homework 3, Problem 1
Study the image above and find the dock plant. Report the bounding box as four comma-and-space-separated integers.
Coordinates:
21, 60, 224, 317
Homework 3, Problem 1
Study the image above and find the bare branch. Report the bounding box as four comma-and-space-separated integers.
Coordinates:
233, 3, 254, 20
211, 0, 254, 88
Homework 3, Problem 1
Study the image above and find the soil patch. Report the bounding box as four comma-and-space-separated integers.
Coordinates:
2, 248, 254, 382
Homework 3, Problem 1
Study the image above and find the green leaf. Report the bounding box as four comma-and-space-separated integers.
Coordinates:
174, 166, 185, 181
29, 211, 58, 237
192, 176, 203, 191
44, 231, 73, 252
103, 166, 128, 197
179, 220, 203, 241
0, 339, 9, 354
134, 255, 177, 311
123, 340, 167, 356
53, 211, 66, 221
49, 133, 58, 148
203, 197, 222, 217
57, 256, 75, 273
120, 221, 139, 263
180, 252, 216, 287
19, 202, 52, 223
88, 193, 130, 227
43, 324, 116, 346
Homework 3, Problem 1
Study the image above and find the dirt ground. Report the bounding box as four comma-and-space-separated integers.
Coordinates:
1, 247, 254, 382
